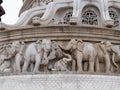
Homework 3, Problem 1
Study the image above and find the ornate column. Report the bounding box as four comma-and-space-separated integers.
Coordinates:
100, 0, 114, 27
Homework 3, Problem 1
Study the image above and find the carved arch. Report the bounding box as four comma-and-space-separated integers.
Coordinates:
80, 6, 101, 26
109, 7, 120, 28
49, 7, 73, 24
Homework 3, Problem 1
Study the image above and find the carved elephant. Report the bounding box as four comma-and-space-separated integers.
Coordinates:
22, 39, 52, 73
54, 52, 72, 71
94, 41, 119, 73
22, 40, 43, 73
0, 45, 11, 73
60, 39, 96, 72
40, 40, 65, 71
41, 40, 70, 71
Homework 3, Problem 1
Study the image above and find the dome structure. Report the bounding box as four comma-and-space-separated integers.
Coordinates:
0, 0, 120, 90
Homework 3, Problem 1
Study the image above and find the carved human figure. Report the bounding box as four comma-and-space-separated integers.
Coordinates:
95, 41, 119, 73
54, 53, 72, 71
60, 39, 96, 72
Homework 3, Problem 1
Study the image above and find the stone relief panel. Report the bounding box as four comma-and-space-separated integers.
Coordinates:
80, 6, 101, 26
0, 39, 120, 75
109, 7, 120, 28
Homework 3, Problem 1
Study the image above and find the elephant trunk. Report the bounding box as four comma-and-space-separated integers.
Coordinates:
112, 53, 119, 70
63, 52, 72, 62
111, 45, 120, 70
19, 42, 25, 55
42, 48, 50, 65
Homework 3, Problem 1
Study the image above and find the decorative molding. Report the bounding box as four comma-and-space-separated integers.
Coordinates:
0, 26, 120, 44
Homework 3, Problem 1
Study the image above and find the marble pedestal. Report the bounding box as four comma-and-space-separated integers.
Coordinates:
0, 74, 120, 90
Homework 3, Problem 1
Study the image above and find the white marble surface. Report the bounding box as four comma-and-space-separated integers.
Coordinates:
0, 74, 120, 90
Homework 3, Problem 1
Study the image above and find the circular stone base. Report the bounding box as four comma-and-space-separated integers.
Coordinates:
0, 74, 120, 90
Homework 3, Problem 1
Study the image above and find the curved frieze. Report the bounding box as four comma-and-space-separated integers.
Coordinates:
0, 38, 120, 75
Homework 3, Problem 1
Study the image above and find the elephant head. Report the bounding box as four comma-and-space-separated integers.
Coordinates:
35, 40, 42, 53
42, 41, 65, 64
77, 39, 84, 52
3, 41, 25, 61
99, 41, 112, 54
65, 39, 78, 51
99, 41, 119, 69
11, 41, 21, 54
64, 39, 84, 53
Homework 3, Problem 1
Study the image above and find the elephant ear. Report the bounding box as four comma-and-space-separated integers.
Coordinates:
99, 44, 107, 54
77, 42, 84, 52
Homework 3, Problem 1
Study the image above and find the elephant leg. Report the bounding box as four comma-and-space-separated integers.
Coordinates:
89, 56, 95, 73
84, 62, 88, 71
72, 59, 76, 71
16, 61, 21, 72
95, 57, 100, 72
15, 54, 22, 72
22, 57, 30, 73
105, 53, 111, 73
76, 52, 83, 72
30, 63, 34, 72
89, 60, 94, 73
33, 55, 41, 73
